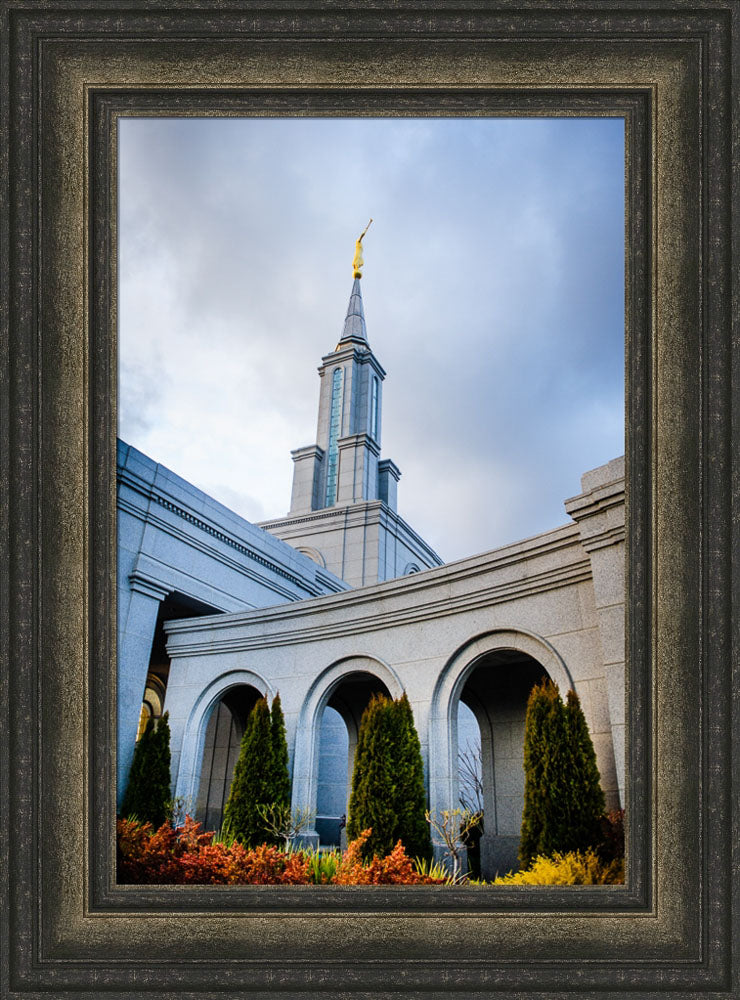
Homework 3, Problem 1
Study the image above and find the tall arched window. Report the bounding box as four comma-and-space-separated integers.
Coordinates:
325, 367, 343, 506
370, 376, 380, 440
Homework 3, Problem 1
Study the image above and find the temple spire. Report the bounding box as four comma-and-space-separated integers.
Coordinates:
339, 277, 368, 345
338, 223, 372, 346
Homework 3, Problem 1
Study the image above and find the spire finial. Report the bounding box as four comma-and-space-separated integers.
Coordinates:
352, 219, 373, 278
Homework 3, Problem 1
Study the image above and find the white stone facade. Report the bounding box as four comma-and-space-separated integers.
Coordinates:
117, 274, 625, 877
162, 457, 625, 876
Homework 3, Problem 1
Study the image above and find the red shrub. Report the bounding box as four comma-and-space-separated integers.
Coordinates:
117, 818, 443, 886
117, 817, 182, 884
334, 830, 444, 885
177, 842, 247, 884
235, 843, 311, 885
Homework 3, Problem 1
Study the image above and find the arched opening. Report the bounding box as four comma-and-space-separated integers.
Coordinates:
458, 651, 547, 879
315, 670, 392, 847
135, 673, 167, 741
194, 684, 261, 832
456, 700, 483, 875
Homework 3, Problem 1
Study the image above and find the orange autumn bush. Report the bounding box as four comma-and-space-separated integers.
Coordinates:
332, 829, 442, 885
117, 817, 445, 886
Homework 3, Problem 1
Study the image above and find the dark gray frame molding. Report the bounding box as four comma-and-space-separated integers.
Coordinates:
1, 2, 737, 997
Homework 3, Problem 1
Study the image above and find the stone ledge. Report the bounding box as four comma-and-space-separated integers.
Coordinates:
164, 558, 593, 656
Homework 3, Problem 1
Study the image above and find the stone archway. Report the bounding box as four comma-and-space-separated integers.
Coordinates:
428, 629, 574, 877
194, 684, 262, 831
291, 655, 404, 847
173, 669, 273, 816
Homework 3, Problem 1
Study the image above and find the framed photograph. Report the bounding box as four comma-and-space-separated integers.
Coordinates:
2, 3, 737, 998
115, 113, 626, 883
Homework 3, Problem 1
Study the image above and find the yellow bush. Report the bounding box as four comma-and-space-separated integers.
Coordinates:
493, 849, 624, 885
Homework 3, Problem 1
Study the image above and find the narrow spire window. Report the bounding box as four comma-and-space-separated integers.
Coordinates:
370, 376, 380, 441
325, 367, 343, 506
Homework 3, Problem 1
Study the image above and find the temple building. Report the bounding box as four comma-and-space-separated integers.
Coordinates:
117, 231, 625, 876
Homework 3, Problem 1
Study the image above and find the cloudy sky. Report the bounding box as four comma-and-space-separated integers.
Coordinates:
118, 116, 624, 563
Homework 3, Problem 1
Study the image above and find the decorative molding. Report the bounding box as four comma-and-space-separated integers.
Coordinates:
378, 458, 401, 482
127, 571, 170, 602
165, 558, 594, 656
261, 496, 445, 566
290, 444, 324, 462
578, 525, 626, 553
337, 432, 381, 457
118, 465, 341, 595
320, 345, 387, 380
118, 496, 316, 603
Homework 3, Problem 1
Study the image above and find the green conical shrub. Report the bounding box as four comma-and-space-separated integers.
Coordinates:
269, 692, 291, 813
347, 694, 397, 859
519, 679, 560, 867
347, 692, 431, 860
519, 679, 606, 869
565, 689, 606, 850
391, 694, 433, 860
222, 697, 274, 846
120, 711, 171, 829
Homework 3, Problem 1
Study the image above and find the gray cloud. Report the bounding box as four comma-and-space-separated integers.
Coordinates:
119, 117, 624, 561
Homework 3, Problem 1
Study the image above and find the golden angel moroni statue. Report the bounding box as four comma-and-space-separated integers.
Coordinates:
352, 219, 373, 278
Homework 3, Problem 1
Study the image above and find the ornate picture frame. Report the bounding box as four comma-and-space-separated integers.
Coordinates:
2, 2, 737, 997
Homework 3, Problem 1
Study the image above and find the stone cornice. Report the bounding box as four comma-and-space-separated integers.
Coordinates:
117, 468, 346, 597
259, 497, 443, 566
337, 432, 381, 457
376, 505, 441, 564
119, 496, 322, 602
165, 555, 593, 656
378, 458, 401, 481
318, 345, 386, 380
564, 472, 625, 552
564, 470, 625, 520
165, 521, 586, 649
260, 499, 386, 531
128, 570, 171, 602
290, 444, 324, 462
577, 524, 626, 553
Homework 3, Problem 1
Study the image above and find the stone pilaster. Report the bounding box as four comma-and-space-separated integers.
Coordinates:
378, 458, 401, 513
336, 433, 380, 505
289, 444, 324, 514
564, 456, 626, 807
117, 571, 170, 807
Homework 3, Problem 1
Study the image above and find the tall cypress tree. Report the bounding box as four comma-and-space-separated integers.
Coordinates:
347, 694, 398, 858
519, 680, 558, 867
222, 697, 274, 846
392, 694, 433, 860
120, 711, 171, 829
268, 693, 291, 827
519, 680, 606, 868
347, 693, 431, 860
565, 689, 606, 850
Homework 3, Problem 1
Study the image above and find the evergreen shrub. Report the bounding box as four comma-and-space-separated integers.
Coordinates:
222, 693, 292, 847
222, 697, 274, 846
268, 692, 291, 816
120, 711, 171, 829
519, 680, 606, 869
347, 693, 432, 861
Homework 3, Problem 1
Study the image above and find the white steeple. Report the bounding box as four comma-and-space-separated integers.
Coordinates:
259, 228, 443, 586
